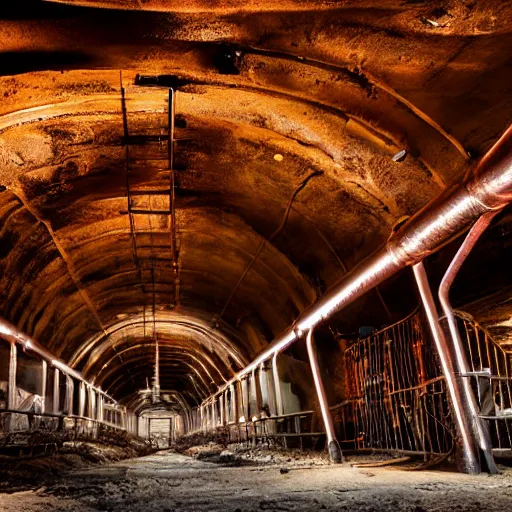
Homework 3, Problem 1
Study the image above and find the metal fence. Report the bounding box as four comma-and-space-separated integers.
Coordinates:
0, 409, 131, 455
226, 411, 325, 450
456, 313, 512, 454
336, 311, 454, 457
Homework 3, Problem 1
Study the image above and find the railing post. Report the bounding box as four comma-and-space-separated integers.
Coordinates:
438, 213, 499, 474
212, 400, 217, 429
78, 381, 86, 417
224, 391, 229, 424
230, 383, 237, 423
219, 393, 225, 426
251, 368, 262, 419
305, 329, 343, 463
65, 376, 74, 415
98, 394, 104, 422
53, 368, 60, 414
89, 387, 96, 420
272, 352, 284, 416
241, 378, 249, 421
8, 342, 17, 431
413, 262, 481, 474
259, 361, 276, 416
40, 360, 47, 414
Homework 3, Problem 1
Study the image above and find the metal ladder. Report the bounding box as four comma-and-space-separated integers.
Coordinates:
120, 83, 181, 330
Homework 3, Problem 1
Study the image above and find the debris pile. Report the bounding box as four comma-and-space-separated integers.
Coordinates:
0, 435, 155, 493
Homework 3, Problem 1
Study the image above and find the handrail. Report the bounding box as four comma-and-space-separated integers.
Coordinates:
0, 317, 118, 405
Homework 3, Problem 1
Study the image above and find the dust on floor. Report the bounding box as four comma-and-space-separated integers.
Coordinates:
1, 450, 512, 512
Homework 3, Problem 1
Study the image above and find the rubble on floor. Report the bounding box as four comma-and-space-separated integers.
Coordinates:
0, 433, 154, 493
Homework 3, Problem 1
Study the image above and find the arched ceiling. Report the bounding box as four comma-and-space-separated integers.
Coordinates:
1, 0, 511, 410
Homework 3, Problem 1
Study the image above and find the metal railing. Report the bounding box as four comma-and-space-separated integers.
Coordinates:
225, 411, 325, 449
457, 313, 512, 454
0, 409, 131, 455
336, 311, 454, 457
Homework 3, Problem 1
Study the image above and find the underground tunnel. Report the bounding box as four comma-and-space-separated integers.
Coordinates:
0, 0, 512, 510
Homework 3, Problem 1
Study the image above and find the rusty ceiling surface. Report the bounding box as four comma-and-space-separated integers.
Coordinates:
0, 0, 511, 408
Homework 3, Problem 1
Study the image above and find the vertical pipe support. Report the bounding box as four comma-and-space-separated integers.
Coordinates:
413, 262, 481, 474
251, 367, 262, 419
8, 342, 17, 430
260, 361, 277, 415
53, 368, 60, 414
438, 213, 499, 474
78, 381, 86, 417
229, 383, 237, 422
219, 392, 225, 426
40, 359, 47, 414
212, 399, 217, 429
241, 377, 249, 421
89, 388, 96, 420
272, 352, 284, 416
305, 329, 343, 463
65, 376, 74, 415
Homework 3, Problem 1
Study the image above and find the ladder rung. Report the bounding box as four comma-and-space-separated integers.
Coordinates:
128, 189, 170, 196
124, 134, 169, 144
130, 208, 171, 215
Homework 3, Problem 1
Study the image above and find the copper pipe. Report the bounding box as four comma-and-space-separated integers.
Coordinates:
439, 212, 500, 474
200, 124, 512, 407
413, 262, 480, 474
306, 329, 343, 463
0, 317, 118, 405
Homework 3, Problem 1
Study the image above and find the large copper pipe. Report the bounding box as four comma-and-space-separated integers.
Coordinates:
203, 124, 512, 404
439, 212, 501, 473
306, 329, 343, 463
413, 262, 480, 473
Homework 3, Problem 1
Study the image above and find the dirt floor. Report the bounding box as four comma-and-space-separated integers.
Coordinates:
1, 447, 512, 512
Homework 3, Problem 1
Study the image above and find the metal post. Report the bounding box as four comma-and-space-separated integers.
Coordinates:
272, 352, 284, 416
65, 376, 74, 415
251, 368, 262, 418
89, 388, 96, 420
438, 213, 499, 473
413, 262, 480, 474
78, 381, 86, 417
230, 383, 237, 422
53, 368, 60, 414
212, 400, 217, 429
7, 342, 17, 431
260, 361, 277, 415
8, 342, 17, 409
41, 360, 47, 414
219, 393, 225, 426
98, 394, 103, 422
241, 378, 249, 421
305, 329, 343, 463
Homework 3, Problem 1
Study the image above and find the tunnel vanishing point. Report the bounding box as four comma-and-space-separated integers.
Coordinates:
1, 0, 512, 494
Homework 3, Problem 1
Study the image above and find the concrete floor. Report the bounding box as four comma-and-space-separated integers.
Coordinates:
1, 451, 512, 511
